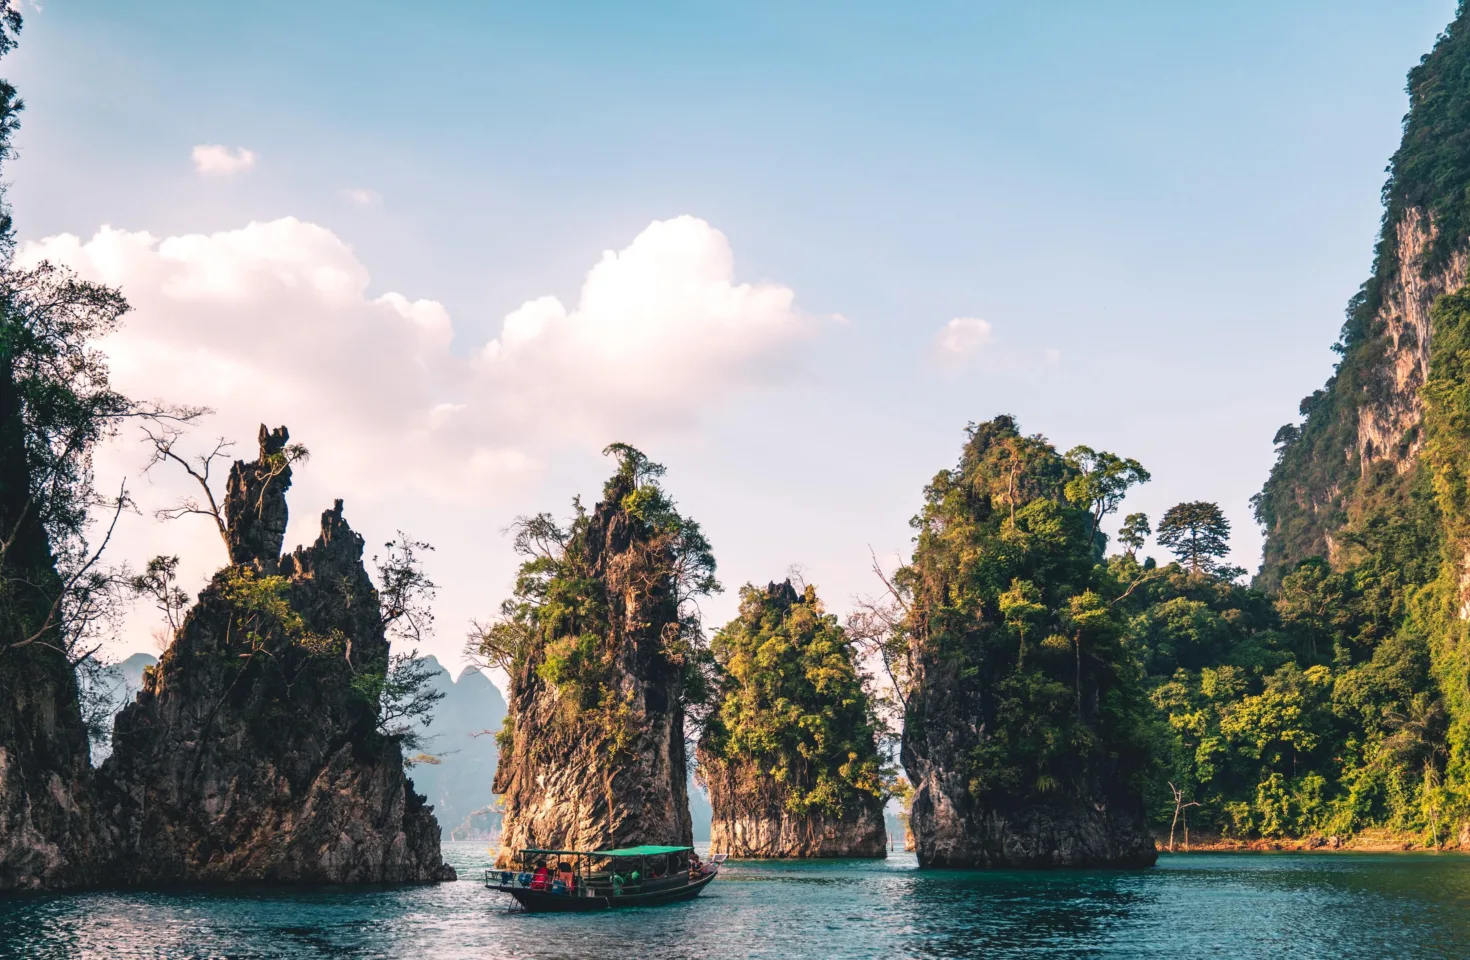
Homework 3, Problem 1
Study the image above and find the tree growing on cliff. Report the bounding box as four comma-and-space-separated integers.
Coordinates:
483, 443, 718, 857
698, 581, 888, 822
1156, 501, 1232, 575
1063, 446, 1150, 546
141, 425, 307, 562
365, 534, 445, 750
128, 555, 190, 650
473, 443, 720, 722
1118, 513, 1150, 557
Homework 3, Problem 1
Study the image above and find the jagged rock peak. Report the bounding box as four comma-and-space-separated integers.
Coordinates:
97, 426, 454, 885
763, 578, 799, 608
284, 499, 365, 579
224, 424, 293, 567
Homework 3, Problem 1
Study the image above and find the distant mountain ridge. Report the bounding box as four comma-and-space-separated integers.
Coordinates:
409, 657, 506, 839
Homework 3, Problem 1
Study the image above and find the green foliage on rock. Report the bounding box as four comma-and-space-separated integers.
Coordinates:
900, 416, 1155, 807
699, 580, 887, 818
477, 443, 718, 740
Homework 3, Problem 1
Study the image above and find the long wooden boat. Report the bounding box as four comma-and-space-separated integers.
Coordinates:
484, 845, 722, 912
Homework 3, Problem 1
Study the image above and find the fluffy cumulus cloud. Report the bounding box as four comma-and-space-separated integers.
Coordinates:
932, 316, 992, 369
473, 216, 815, 437
18, 214, 817, 501
191, 144, 257, 176
19, 214, 820, 660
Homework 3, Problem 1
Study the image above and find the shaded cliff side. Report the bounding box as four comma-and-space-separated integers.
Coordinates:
0, 356, 107, 889
900, 418, 1157, 868
489, 445, 713, 863
98, 427, 453, 884
697, 581, 887, 859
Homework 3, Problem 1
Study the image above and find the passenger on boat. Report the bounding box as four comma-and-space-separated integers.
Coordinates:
556, 862, 575, 892
689, 853, 703, 879
530, 860, 551, 891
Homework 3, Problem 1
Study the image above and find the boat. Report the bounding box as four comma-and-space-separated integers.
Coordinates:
484, 844, 724, 912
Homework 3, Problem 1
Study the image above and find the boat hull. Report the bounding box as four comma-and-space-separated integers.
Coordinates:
490, 869, 717, 912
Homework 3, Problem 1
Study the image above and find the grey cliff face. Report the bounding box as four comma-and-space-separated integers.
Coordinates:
493, 490, 692, 864
699, 761, 887, 859
1354, 210, 1469, 476
902, 657, 1157, 869
96, 426, 454, 885
223, 424, 293, 568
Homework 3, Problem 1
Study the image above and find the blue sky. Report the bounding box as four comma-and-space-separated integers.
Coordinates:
5, 1, 1458, 670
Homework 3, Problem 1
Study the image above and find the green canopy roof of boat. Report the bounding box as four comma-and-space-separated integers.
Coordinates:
593, 845, 691, 857
519, 845, 692, 857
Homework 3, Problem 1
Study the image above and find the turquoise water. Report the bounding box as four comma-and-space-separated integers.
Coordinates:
2, 842, 1468, 958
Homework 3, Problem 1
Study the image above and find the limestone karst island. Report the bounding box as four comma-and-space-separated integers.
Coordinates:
4, 2, 1470, 957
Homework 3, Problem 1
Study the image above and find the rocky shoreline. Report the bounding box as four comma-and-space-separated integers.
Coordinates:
1155, 827, 1470, 854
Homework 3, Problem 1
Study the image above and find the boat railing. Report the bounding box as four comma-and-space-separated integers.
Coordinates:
486, 867, 709, 898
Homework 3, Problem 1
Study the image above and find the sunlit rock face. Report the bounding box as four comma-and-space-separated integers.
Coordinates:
700, 779, 886, 859
97, 426, 454, 884
492, 475, 693, 866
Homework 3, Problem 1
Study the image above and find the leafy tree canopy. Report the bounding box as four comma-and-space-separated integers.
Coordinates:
1156, 501, 1232, 575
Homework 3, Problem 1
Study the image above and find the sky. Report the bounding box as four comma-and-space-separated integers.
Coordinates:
2, 0, 1459, 683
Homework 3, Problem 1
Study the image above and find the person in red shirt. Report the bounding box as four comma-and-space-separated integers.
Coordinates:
530, 859, 551, 891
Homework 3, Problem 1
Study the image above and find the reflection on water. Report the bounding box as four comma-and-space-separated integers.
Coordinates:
1, 843, 1468, 959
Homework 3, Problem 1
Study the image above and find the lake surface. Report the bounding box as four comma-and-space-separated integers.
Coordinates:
1, 842, 1468, 958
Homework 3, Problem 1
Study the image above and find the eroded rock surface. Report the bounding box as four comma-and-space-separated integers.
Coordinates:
702, 785, 886, 859
902, 763, 1157, 869
98, 427, 453, 884
0, 646, 106, 890
493, 460, 695, 863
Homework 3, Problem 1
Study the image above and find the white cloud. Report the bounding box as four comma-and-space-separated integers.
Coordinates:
345, 188, 379, 207
19, 214, 821, 663
932, 316, 992, 369
472, 215, 818, 436
191, 144, 257, 176
19, 214, 818, 498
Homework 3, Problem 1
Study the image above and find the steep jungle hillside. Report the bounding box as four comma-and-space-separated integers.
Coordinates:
1237, 2, 1470, 846
1257, 3, 1470, 581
